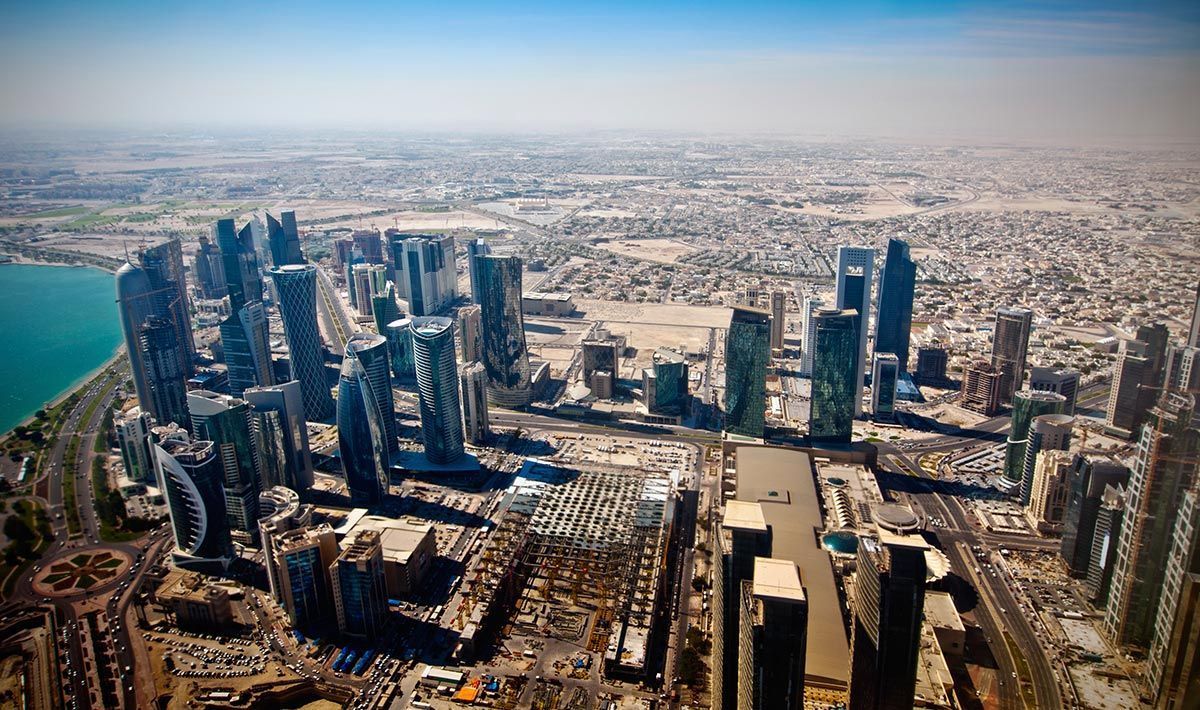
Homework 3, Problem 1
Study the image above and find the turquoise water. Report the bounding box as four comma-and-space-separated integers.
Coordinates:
0, 264, 121, 435
821, 531, 859, 555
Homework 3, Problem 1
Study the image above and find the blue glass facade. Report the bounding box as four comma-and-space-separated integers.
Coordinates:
810, 309, 859, 444
270, 265, 334, 421
475, 255, 532, 407
724, 306, 771, 438
874, 238, 916, 372
411, 317, 465, 464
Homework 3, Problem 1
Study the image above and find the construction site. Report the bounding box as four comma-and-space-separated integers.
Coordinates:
450, 460, 679, 686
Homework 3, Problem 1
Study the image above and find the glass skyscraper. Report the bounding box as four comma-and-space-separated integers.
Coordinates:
216, 218, 262, 312
460, 361, 490, 445
874, 238, 916, 372
724, 306, 771, 438
392, 234, 457, 316
371, 281, 402, 337
219, 300, 274, 397
1002, 390, 1066, 486
266, 210, 304, 267
338, 334, 395, 505
810, 308, 860, 444
138, 315, 191, 430
139, 238, 196, 374
269, 264, 334, 421
385, 318, 415, 383
646, 348, 688, 415
410, 317, 466, 464
244, 380, 314, 494
187, 391, 263, 544
870, 352, 900, 423
466, 238, 491, 304
475, 255, 533, 407
332, 530, 388, 641
835, 246, 874, 417
991, 307, 1034, 404
155, 438, 234, 572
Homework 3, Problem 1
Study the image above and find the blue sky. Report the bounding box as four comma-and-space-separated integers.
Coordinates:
1, 1, 1197, 142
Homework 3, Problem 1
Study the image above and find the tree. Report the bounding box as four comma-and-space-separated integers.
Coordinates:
678, 647, 704, 686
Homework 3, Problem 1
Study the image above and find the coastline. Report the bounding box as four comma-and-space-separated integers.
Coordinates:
0, 253, 119, 275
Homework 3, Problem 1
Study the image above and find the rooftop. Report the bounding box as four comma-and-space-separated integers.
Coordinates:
723, 500, 768, 533
752, 557, 806, 603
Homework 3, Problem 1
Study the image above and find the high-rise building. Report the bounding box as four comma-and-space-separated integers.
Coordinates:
1106, 324, 1171, 439
1019, 413, 1074, 506
1105, 394, 1200, 648
114, 406, 154, 483
1026, 449, 1075, 533
466, 238, 491, 304
353, 229, 385, 267
187, 391, 262, 544
799, 295, 825, 377
643, 348, 689, 416
331, 530, 388, 640
269, 264, 334, 421
117, 260, 162, 421
345, 333, 397, 456
139, 239, 195, 373
265, 211, 304, 267
392, 234, 457, 316
1148, 486, 1200, 698
1165, 344, 1200, 400
582, 338, 619, 384
874, 238, 916, 372
870, 352, 899, 423
384, 318, 415, 383
475, 255, 533, 407
1085, 483, 1127, 605
371, 281, 402, 336
769, 291, 786, 354
410, 317, 465, 464
219, 300, 274, 397
215, 219, 263, 312
352, 263, 387, 318
274, 523, 338, 630
960, 359, 1003, 416
1002, 390, 1066, 487
154, 438, 234, 572
1061, 454, 1130, 577
990, 307, 1033, 403
1030, 367, 1081, 415
258, 486, 311, 602
724, 305, 772, 438
809, 308, 859, 444
457, 305, 483, 363
914, 346, 948, 386
244, 381, 314, 494
192, 234, 227, 300
737, 558, 808, 710
338, 335, 395, 505
460, 361, 490, 445
835, 246, 874, 417
138, 315, 192, 430
848, 529, 928, 710
713, 500, 771, 710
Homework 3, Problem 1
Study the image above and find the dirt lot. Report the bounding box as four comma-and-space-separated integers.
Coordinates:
594, 238, 697, 264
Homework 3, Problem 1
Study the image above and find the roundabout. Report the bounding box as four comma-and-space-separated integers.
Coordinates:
31, 548, 132, 597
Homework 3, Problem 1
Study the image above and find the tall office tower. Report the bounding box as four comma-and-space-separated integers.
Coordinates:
258, 486, 311, 600
215, 219, 263, 311
870, 352, 900, 423
393, 234, 457, 316
1019, 414, 1074, 506
116, 260, 158, 417
219, 300, 274, 397
460, 361, 490, 445
457, 305, 483, 363
1002, 390, 1066, 487
114, 407, 155, 483
1030, 367, 1081, 415
644, 348, 689, 415
1061, 454, 1130, 576
410, 317, 465, 464
769, 291, 786, 353
345, 333, 397, 455
1085, 484, 1127, 605
713, 501, 771, 710
848, 531, 929, 710
475, 255, 533, 407
265, 211, 303, 267
799, 295, 825, 377
371, 281, 402, 336
192, 234, 227, 300
1026, 450, 1075, 533
138, 315, 192, 430
269, 264, 334, 421
581, 338, 619, 383
244, 381, 314, 494
334, 238, 355, 269
834, 246, 874, 416
345, 253, 362, 311
274, 523, 338, 629
737, 558, 808, 710
466, 238, 492, 304
1106, 324, 1171, 439
914, 345, 948, 386
140, 239, 196, 371
1148, 486, 1200, 698
990, 307, 1033, 403
337, 339, 394, 506
353, 229, 385, 265
154, 438, 235, 572
724, 305, 772, 438
809, 309, 859, 444
332, 530, 389, 641
352, 263, 375, 317
385, 318, 415, 382
187, 391, 263, 545
874, 238, 917, 372
1105, 394, 1200, 647
960, 360, 1003, 415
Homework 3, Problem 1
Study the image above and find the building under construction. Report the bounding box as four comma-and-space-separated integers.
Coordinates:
453, 460, 678, 680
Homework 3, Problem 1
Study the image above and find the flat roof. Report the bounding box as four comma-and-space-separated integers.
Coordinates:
723, 500, 768, 533
752, 557, 806, 603
923, 590, 964, 632
342, 515, 434, 565
734, 444, 849, 687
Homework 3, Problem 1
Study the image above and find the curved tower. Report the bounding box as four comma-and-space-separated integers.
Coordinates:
155, 438, 234, 572
385, 318, 415, 382
269, 265, 334, 421
345, 333, 397, 455
116, 261, 155, 417
410, 317, 465, 464
337, 354, 391, 505
475, 255, 532, 407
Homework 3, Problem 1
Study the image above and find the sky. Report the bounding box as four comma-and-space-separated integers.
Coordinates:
1, 0, 1198, 144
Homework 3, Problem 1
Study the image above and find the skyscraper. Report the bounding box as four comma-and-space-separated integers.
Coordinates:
1026, 449, 1075, 533
870, 352, 899, 423
835, 246, 874, 417
392, 234, 457, 316
991, 307, 1034, 404
1188, 281, 1200, 349
332, 530, 388, 640
345, 333, 397, 456
769, 290, 786, 353
1002, 390, 1067, 487
1085, 484, 1127, 605
385, 318, 415, 383
138, 315, 192, 430
914, 345, 948, 386
371, 280, 402, 336
1060, 454, 1130, 577
1148, 485, 1200, 698
244, 381, 314, 494
1106, 323, 1171, 439
266, 211, 304, 267
460, 361, 490, 445
799, 295, 825, 377
269, 264, 334, 421
475, 255, 533, 407
187, 390, 263, 545
219, 300, 274, 397
258, 485, 311, 603
1105, 393, 1200, 648
457, 305, 483, 363
737, 558, 808, 710
114, 406, 154, 483
1030, 367, 1081, 415
116, 260, 160, 421
874, 238, 916, 372
155, 438, 235, 572
192, 234, 227, 300
139, 238, 196, 372
410, 317, 465, 464
643, 348, 689, 416
338, 336, 395, 505
466, 238, 492, 304
960, 359, 1004, 416
809, 308, 860, 444
215, 218, 263, 312
724, 305, 772, 438
1019, 413, 1074, 506
713, 500, 771, 710
274, 524, 339, 630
